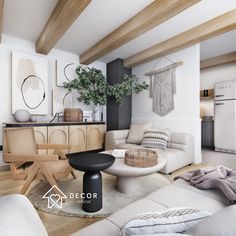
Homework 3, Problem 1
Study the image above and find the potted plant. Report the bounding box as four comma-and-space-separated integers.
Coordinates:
63, 65, 149, 121
63, 65, 107, 121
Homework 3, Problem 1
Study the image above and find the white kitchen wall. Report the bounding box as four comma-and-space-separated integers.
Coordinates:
200, 63, 236, 116
0, 34, 106, 166
132, 45, 201, 163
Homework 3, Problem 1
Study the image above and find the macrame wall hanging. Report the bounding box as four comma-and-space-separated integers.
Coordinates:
145, 57, 183, 116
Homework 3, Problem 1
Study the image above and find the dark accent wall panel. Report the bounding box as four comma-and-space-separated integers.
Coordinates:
107, 58, 132, 131
201, 120, 214, 149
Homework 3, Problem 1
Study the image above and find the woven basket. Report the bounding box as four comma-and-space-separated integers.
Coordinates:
125, 149, 158, 168
64, 108, 83, 122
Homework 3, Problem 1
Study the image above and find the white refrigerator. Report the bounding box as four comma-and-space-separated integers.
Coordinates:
214, 80, 236, 153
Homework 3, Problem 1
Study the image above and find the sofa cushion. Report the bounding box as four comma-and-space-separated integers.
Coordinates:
169, 132, 193, 145
146, 181, 226, 214
174, 179, 231, 205
116, 143, 141, 149
156, 148, 185, 174
71, 219, 120, 236
121, 207, 211, 236
186, 205, 236, 236
142, 129, 170, 149
109, 129, 129, 140
105, 129, 129, 150
108, 198, 167, 228
127, 123, 152, 144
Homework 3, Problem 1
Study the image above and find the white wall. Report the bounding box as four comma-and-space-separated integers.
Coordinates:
200, 63, 236, 116
132, 45, 201, 163
0, 34, 106, 166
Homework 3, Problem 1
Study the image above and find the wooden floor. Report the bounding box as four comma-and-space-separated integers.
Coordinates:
0, 163, 204, 236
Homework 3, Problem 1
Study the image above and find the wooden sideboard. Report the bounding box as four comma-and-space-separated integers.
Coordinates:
3, 122, 106, 154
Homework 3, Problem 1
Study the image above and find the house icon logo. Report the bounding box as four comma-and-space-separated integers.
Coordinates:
42, 185, 67, 209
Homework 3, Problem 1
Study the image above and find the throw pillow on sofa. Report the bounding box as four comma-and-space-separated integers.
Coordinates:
142, 129, 170, 149
127, 123, 152, 144
186, 205, 236, 236
121, 207, 211, 236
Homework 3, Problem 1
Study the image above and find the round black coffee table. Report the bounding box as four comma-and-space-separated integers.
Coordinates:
67, 152, 115, 213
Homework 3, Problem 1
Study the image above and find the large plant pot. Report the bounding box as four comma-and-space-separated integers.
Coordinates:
94, 105, 102, 121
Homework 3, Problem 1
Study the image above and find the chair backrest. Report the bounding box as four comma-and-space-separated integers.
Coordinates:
4, 128, 38, 156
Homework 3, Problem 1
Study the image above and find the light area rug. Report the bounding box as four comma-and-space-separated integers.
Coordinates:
27, 172, 170, 218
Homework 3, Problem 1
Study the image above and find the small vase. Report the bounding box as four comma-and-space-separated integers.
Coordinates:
94, 105, 101, 121
14, 109, 31, 122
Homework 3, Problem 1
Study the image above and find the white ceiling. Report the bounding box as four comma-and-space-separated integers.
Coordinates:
55, 0, 154, 55
3, 0, 58, 42
2, 0, 236, 63
200, 30, 236, 60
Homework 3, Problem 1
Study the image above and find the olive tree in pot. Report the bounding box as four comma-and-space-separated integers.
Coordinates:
63, 65, 107, 121
63, 65, 149, 121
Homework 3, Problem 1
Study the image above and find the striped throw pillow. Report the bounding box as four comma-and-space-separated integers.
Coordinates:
121, 207, 211, 236
141, 129, 170, 149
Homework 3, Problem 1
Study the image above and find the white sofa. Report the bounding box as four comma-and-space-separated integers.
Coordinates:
105, 129, 194, 174
0, 194, 48, 236
0, 181, 230, 236
73, 179, 229, 236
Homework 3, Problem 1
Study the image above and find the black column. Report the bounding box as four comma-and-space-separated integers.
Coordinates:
106, 58, 132, 131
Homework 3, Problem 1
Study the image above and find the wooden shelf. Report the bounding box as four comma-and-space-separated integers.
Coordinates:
200, 89, 214, 100
200, 96, 214, 100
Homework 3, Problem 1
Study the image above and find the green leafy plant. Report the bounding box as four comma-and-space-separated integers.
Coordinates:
63, 65, 107, 105
63, 65, 149, 105
107, 74, 149, 104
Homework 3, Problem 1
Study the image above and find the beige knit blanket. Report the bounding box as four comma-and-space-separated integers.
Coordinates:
175, 166, 236, 203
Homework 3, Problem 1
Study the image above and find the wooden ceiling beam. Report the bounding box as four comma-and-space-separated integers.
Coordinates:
124, 8, 236, 68
201, 51, 236, 69
0, 0, 3, 43
80, 0, 200, 65
36, 0, 91, 55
